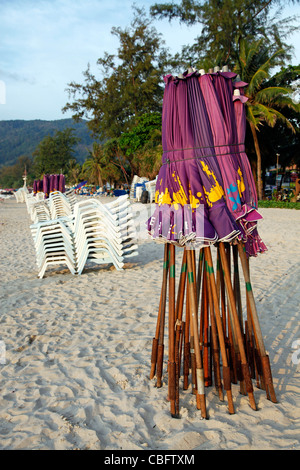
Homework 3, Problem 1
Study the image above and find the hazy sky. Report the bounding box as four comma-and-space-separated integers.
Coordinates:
1, 0, 299, 121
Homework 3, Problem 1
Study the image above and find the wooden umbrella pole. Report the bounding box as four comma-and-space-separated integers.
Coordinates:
156, 243, 170, 388
237, 243, 277, 403
218, 242, 257, 410
150, 243, 169, 380
246, 289, 262, 387
232, 244, 246, 396
168, 243, 177, 417
200, 256, 211, 387
224, 244, 238, 384
183, 283, 190, 390
205, 257, 224, 402
187, 249, 208, 419
204, 247, 235, 414
174, 249, 188, 417
217, 246, 229, 363
196, 249, 204, 311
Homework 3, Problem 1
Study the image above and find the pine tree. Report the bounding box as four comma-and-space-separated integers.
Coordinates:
63, 6, 170, 141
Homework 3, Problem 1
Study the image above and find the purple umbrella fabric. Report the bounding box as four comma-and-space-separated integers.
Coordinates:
58, 174, 65, 193
184, 71, 240, 242
148, 75, 218, 246
198, 73, 244, 218
43, 174, 50, 198
37, 179, 43, 193
147, 70, 266, 256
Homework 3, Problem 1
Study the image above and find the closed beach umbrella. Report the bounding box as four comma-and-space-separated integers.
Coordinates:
43, 174, 49, 198
53, 174, 59, 191
33, 180, 37, 195
185, 72, 240, 242
148, 74, 217, 245
59, 174, 65, 193
198, 73, 244, 219
49, 174, 55, 193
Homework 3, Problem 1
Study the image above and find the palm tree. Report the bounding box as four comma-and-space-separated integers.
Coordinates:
234, 39, 299, 199
81, 143, 105, 187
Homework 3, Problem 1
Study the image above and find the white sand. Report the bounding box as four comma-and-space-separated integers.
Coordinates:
0, 197, 299, 450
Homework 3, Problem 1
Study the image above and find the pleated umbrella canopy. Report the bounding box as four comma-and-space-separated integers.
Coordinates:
37, 179, 43, 193
58, 174, 65, 193
148, 74, 218, 246
43, 174, 50, 198
198, 73, 244, 219
148, 69, 267, 256
184, 72, 240, 242
33, 180, 37, 194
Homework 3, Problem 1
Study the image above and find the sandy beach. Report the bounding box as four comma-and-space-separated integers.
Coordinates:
0, 197, 299, 451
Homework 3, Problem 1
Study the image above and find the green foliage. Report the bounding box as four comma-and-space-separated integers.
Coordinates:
63, 6, 170, 141
232, 39, 299, 198
0, 119, 93, 168
33, 128, 79, 178
119, 112, 162, 156
258, 200, 300, 209
0, 155, 34, 188
150, 0, 299, 68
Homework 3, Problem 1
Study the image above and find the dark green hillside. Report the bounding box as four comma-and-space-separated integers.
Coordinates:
0, 119, 94, 167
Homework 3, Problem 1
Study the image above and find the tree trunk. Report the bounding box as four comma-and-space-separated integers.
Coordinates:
97, 167, 103, 188
250, 121, 263, 200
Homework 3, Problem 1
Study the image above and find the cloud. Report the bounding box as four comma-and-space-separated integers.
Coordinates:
1, 0, 299, 120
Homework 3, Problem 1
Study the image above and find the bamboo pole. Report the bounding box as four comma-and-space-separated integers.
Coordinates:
201, 258, 211, 387
186, 249, 208, 419
156, 244, 170, 388
183, 283, 190, 390
174, 249, 188, 417
205, 260, 224, 402
218, 243, 257, 411
150, 243, 170, 380
232, 245, 246, 396
204, 247, 235, 414
168, 244, 176, 417
237, 243, 277, 403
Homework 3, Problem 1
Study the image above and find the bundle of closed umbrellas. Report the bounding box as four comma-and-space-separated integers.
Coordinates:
148, 68, 277, 418
33, 173, 66, 198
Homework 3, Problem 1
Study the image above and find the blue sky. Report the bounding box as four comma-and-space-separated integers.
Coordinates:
1, 0, 299, 121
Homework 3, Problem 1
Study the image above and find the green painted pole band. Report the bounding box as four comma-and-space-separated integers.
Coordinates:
246, 282, 252, 292
204, 260, 214, 274
188, 271, 194, 284
170, 265, 175, 278
181, 263, 187, 273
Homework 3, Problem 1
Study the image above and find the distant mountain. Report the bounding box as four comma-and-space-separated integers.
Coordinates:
0, 119, 94, 167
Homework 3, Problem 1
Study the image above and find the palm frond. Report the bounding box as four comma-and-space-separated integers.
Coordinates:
251, 103, 296, 133
255, 86, 296, 106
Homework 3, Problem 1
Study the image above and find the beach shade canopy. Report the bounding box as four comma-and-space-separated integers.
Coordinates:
148, 69, 266, 257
